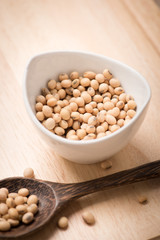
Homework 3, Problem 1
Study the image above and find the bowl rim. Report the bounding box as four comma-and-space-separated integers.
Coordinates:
23, 50, 151, 145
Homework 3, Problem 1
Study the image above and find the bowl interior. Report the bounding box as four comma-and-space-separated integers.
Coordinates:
24, 51, 150, 118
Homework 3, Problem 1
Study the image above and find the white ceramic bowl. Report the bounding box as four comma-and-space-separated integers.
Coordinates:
23, 51, 151, 164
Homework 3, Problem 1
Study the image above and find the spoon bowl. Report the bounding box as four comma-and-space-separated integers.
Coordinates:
0, 160, 160, 238
0, 178, 56, 238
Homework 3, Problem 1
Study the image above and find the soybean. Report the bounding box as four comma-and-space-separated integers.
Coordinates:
8, 208, 19, 220
103, 69, 112, 80
138, 196, 147, 204
22, 212, 34, 224
0, 220, 11, 231
82, 211, 95, 225
58, 216, 68, 229
27, 204, 38, 215
27, 195, 38, 206
0, 204, 8, 215
101, 160, 112, 169
23, 168, 34, 178
0, 190, 7, 202
18, 188, 29, 197
8, 219, 19, 227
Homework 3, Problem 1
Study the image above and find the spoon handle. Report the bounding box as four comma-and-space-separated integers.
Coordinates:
62, 160, 160, 201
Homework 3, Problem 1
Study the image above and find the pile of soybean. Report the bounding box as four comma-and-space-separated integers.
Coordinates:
0, 187, 38, 232
35, 69, 137, 140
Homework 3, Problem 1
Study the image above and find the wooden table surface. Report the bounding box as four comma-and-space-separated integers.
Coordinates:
0, 0, 160, 239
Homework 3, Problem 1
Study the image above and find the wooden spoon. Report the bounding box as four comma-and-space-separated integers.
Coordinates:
0, 160, 160, 238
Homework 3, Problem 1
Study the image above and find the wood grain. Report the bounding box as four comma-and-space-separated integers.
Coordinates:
0, 0, 160, 239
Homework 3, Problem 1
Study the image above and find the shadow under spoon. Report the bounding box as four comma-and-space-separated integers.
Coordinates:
0, 160, 160, 238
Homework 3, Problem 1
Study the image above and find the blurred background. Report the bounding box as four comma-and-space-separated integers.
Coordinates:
0, 0, 159, 84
